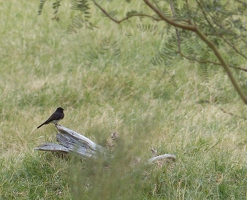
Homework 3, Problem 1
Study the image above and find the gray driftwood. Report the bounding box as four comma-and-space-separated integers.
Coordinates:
35, 125, 176, 163
35, 124, 103, 158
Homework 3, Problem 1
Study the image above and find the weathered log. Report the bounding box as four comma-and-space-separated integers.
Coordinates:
35, 124, 103, 158
35, 125, 176, 163
56, 125, 104, 152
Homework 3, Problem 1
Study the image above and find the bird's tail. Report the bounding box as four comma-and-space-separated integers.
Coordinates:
37, 123, 45, 129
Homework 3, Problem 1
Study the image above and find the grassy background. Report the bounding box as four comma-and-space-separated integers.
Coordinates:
1, 0, 247, 199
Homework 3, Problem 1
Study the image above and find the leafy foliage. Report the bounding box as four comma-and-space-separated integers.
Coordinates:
136, 24, 158, 33
150, 34, 178, 67
67, 0, 95, 33
37, 0, 247, 103
37, 0, 247, 66
38, 0, 47, 15
52, 0, 62, 21
67, 15, 95, 33
199, 64, 210, 82
86, 38, 121, 68
38, 0, 95, 32
101, 10, 118, 18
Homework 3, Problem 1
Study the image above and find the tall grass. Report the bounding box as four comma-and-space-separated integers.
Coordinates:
0, 0, 247, 199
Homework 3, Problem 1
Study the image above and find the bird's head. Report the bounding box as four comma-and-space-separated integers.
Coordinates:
56, 107, 64, 112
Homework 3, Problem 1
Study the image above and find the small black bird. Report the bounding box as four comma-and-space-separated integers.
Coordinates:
37, 107, 64, 129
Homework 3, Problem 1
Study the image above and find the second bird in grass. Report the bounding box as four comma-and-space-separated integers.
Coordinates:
37, 107, 65, 129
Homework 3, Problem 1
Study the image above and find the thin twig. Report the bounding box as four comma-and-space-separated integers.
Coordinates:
220, 108, 247, 120
196, 0, 214, 28
222, 37, 247, 60
169, 0, 181, 52
179, 51, 222, 66
205, 140, 220, 151
230, 65, 247, 72
185, 0, 191, 24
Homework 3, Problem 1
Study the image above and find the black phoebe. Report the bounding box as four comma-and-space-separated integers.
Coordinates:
37, 107, 65, 129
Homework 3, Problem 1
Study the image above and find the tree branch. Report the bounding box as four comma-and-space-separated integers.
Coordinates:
169, 1, 222, 67
222, 37, 247, 60
143, 0, 195, 31
179, 52, 222, 66
195, 27, 247, 103
92, 0, 161, 24
143, 0, 247, 104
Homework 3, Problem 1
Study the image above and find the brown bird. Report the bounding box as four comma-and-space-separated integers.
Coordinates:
37, 107, 64, 129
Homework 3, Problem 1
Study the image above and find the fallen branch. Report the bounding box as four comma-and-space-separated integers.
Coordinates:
148, 154, 176, 163
35, 124, 103, 158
